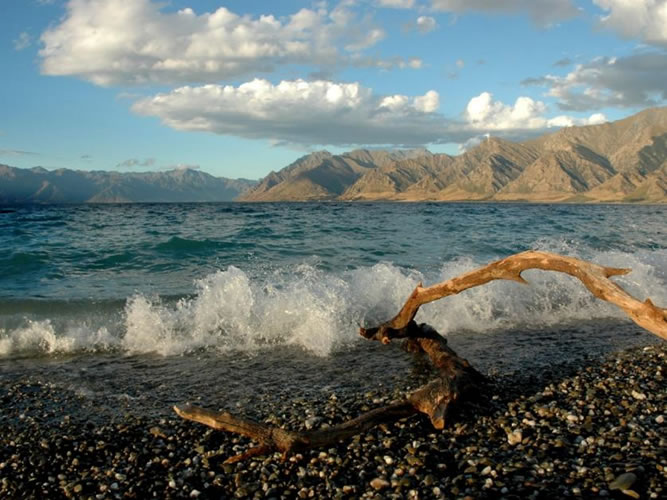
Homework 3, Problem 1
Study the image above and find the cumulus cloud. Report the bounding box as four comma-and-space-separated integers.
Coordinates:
13, 32, 32, 51
39, 0, 398, 86
458, 133, 489, 153
464, 92, 606, 130
593, 0, 667, 46
115, 158, 156, 168
429, 0, 579, 25
132, 78, 603, 147
522, 52, 667, 111
416, 16, 437, 33
132, 79, 450, 147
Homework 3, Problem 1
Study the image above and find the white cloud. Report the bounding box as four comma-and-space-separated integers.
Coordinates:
416, 16, 437, 33
429, 0, 579, 25
13, 32, 32, 51
455, 59, 465, 68
376, 0, 416, 8
522, 52, 667, 111
39, 0, 397, 86
464, 91, 606, 130
414, 90, 440, 112
593, 0, 667, 46
132, 79, 447, 147
132, 78, 603, 147
458, 133, 489, 153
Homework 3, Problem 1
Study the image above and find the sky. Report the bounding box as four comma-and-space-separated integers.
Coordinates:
1, 0, 666, 180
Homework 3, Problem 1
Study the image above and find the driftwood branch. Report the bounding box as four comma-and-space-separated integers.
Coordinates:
174, 401, 416, 464
175, 251, 666, 462
360, 250, 666, 342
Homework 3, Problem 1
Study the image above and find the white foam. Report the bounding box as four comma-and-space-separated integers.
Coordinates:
1, 246, 665, 358
0, 319, 113, 356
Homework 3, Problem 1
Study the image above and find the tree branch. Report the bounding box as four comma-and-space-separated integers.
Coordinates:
359, 250, 666, 342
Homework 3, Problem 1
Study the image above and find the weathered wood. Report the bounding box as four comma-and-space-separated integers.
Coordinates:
174, 401, 417, 463
175, 321, 480, 460
175, 251, 666, 462
360, 250, 667, 342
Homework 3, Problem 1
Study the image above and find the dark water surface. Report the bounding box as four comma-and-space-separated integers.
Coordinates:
0, 203, 665, 417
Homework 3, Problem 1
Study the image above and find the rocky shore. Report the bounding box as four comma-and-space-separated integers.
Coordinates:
1, 343, 664, 499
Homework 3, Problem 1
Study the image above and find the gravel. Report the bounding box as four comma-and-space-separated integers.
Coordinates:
1, 344, 664, 499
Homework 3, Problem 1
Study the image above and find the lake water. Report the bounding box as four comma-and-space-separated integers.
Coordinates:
0, 203, 665, 417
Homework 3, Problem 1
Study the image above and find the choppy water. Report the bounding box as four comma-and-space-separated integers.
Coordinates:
0, 203, 665, 416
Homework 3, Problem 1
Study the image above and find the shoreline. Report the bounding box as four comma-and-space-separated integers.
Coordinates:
1, 343, 664, 499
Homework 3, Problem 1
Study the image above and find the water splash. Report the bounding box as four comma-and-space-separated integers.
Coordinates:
1, 246, 664, 358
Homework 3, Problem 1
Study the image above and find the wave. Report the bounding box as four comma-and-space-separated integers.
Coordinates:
1, 244, 665, 358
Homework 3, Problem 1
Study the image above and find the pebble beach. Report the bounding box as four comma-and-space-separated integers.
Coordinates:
1, 343, 664, 500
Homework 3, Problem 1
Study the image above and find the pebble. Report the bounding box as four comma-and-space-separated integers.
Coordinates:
507, 430, 522, 445
370, 478, 390, 490
609, 472, 637, 490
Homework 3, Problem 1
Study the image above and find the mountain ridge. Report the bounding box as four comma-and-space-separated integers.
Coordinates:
0, 166, 256, 203
239, 107, 667, 203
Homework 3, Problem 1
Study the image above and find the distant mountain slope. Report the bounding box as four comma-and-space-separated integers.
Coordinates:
239, 148, 436, 201
241, 107, 667, 203
0, 166, 255, 203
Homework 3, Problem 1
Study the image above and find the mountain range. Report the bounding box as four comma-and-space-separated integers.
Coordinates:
0, 166, 255, 203
240, 107, 667, 203
1, 107, 665, 204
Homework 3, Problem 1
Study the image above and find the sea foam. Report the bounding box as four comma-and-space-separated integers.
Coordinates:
1, 246, 665, 358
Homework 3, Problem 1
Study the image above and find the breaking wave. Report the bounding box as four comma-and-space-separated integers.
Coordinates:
1, 245, 664, 358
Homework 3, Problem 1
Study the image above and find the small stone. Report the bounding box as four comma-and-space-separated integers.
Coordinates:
572, 487, 582, 495
609, 472, 637, 491
630, 390, 646, 400
304, 417, 321, 430
190, 489, 201, 498
73, 484, 83, 493
383, 455, 394, 465
149, 426, 166, 438
370, 478, 390, 491
507, 430, 522, 446
655, 415, 664, 424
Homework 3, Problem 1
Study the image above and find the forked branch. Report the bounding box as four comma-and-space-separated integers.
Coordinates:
359, 250, 666, 342
175, 251, 666, 463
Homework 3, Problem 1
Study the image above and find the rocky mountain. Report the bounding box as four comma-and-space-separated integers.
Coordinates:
0, 166, 255, 203
240, 148, 435, 201
239, 107, 667, 203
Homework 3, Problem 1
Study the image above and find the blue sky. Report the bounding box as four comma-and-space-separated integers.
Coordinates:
1, 0, 665, 179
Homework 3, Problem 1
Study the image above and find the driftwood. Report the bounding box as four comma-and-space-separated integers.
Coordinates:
174, 251, 667, 463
